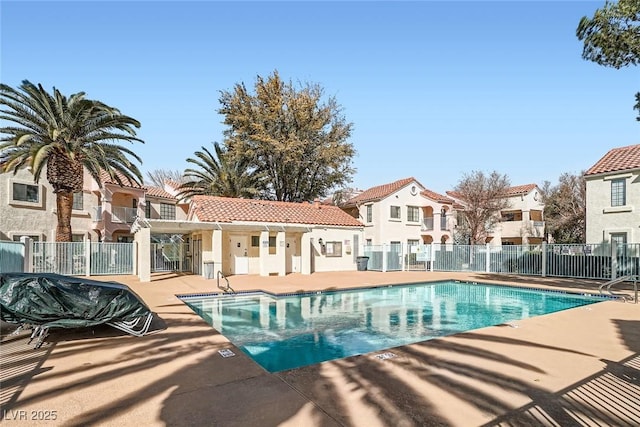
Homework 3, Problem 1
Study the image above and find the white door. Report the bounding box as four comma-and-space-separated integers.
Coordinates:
286, 237, 299, 273
230, 235, 249, 275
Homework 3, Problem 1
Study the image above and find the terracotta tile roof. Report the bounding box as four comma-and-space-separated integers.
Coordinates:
144, 186, 176, 200
164, 180, 183, 191
190, 196, 364, 227
585, 144, 640, 176
503, 184, 538, 196
99, 170, 144, 188
446, 184, 537, 201
420, 188, 455, 204
344, 177, 418, 206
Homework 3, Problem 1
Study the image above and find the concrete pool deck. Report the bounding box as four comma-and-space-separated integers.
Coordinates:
1, 271, 639, 426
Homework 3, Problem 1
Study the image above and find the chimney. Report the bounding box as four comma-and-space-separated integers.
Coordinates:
313, 198, 320, 208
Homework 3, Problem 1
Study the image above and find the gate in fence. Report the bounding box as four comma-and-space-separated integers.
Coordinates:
150, 242, 190, 272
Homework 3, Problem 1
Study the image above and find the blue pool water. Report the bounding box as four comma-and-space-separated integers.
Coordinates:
179, 281, 604, 373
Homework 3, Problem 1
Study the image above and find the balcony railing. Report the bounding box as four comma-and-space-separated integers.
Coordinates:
94, 206, 138, 224
112, 206, 138, 224
422, 218, 434, 231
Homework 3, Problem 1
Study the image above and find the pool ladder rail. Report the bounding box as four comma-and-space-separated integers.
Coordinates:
217, 270, 236, 294
599, 275, 639, 304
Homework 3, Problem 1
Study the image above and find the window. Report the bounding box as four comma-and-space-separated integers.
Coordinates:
325, 241, 342, 257
159, 203, 176, 220
251, 236, 259, 247
366, 205, 372, 222
407, 206, 419, 222
145, 202, 152, 219
390, 206, 401, 219
365, 239, 372, 246
72, 234, 84, 242
611, 179, 626, 207
72, 192, 83, 210
12, 182, 39, 203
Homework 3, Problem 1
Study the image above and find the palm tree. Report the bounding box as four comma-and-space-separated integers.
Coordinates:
0, 80, 144, 241
178, 141, 263, 200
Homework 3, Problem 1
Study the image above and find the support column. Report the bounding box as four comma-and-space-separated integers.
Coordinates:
212, 229, 223, 277
276, 231, 286, 276
259, 230, 270, 277
301, 232, 312, 275
135, 227, 151, 282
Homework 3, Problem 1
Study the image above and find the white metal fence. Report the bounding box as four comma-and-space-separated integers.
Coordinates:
29, 241, 135, 276
0, 240, 25, 273
360, 242, 639, 280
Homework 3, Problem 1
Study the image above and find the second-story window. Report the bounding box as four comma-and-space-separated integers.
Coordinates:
160, 203, 176, 220
12, 182, 39, 203
390, 205, 401, 219
407, 206, 419, 222
611, 178, 626, 207
145, 202, 152, 219
366, 205, 372, 223
72, 192, 83, 210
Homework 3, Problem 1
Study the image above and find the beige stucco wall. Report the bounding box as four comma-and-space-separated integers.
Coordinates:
355, 181, 453, 246
493, 189, 545, 245
309, 227, 362, 272
198, 226, 363, 276
586, 172, 638, 244
0, 168, 99, 242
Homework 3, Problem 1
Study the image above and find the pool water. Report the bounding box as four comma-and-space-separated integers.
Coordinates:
180, 281, 604, 373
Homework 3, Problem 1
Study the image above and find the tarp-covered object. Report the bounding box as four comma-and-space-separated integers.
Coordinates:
0, 273, 154, 342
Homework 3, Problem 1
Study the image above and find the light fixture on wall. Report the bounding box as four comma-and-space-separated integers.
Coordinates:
318, 238, 323, 246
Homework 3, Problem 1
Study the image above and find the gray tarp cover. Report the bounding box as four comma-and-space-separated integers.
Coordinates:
0, 273, 151, 330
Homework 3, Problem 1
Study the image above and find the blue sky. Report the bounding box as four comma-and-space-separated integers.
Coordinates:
2, 1, 638, 194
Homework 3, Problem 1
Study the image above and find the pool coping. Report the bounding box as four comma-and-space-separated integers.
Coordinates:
176, 278, 622, 301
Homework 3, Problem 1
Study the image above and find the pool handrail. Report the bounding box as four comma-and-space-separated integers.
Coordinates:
599, 275, 638, 304
217, 270, 235, 294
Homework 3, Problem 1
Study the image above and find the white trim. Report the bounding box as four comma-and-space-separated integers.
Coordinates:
603, 205, 633, 214
603, 173, 633, 181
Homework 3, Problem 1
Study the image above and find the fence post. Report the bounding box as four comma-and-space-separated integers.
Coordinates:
21, 236, 32, 273
485, 243, 490, 272
541, 242, 546, 277
611, 241, 617, 280
429, 243, 434, 271
85, 240, 91, 277
382, 244, 387, 272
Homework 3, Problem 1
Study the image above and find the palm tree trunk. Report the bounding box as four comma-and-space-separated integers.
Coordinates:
56, 191, 74, 242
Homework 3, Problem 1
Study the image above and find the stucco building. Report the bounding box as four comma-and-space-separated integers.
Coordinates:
585, 143, 640, 244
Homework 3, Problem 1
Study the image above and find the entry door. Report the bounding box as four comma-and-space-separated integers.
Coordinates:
230, 235, 249, 275
286, 237, 299, 273
192, 238, 202, 275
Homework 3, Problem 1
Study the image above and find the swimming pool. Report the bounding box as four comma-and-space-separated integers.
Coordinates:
179, 280, 605, 373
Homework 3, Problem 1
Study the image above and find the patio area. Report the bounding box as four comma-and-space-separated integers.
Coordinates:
1, 271, 639, 426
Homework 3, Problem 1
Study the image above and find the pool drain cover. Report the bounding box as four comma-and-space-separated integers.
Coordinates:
218, 348, 236, 358
375, 352, 397, 360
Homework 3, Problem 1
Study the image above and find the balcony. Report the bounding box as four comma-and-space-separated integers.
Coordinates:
112, 206, 138, 224
93, 206, 137, 224
422, 218, 434, 231
500, 220, 545, 238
